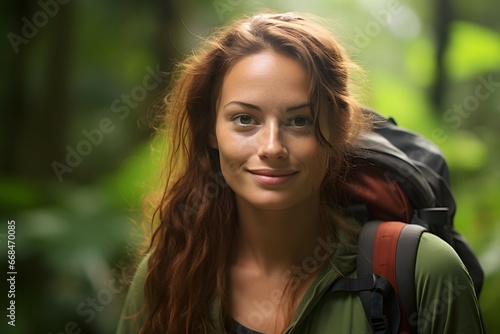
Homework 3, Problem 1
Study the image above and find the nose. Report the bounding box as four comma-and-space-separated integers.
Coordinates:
257, 121, 288, 160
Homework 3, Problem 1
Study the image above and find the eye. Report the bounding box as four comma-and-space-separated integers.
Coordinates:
232, 114, 257, 126
289, 116, 312, 127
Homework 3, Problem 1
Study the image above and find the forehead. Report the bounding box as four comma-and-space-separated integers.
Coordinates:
217, 51, 311, 110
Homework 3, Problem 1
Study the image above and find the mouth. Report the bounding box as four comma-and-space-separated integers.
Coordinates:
247, 169, 298, 186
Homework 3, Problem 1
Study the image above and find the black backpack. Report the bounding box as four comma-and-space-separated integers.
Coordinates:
330, 108, 484, 333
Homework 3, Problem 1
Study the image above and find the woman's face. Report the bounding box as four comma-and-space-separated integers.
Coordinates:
212, 50, 329, 210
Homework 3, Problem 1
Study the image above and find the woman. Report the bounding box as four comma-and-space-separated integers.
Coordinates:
116, 12, 484, 333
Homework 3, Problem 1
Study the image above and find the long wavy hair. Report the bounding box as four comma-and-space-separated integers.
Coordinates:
141, 12, 370, 333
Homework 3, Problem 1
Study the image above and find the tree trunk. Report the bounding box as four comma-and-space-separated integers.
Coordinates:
431, 0, 454, 113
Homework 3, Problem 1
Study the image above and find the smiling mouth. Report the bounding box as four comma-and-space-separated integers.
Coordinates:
247, 169, 298, 185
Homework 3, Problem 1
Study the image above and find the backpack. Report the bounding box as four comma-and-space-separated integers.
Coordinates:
329, 108, 484, 334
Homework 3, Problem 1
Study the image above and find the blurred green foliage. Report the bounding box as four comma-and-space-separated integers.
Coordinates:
1, 0, 499, 333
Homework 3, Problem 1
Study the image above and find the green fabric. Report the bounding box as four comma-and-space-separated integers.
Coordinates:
116, 232, 484, 334
115, 254, 148, 334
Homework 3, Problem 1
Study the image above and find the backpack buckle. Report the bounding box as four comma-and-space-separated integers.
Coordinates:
370, 315, 390, 333
370, 275, 393, 333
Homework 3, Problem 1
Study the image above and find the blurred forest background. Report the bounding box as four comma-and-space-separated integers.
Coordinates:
1, 0, 499, 333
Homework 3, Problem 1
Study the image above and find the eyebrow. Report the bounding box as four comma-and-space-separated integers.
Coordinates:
223, 101, 311, 112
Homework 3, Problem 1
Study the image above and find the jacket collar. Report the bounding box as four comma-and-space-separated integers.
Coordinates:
284, 227, 358, 332
209, 226, 359, 333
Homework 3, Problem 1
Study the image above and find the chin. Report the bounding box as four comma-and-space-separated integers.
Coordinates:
241, 193, 305, 211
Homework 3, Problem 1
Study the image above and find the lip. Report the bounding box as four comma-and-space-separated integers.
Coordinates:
247, 169, 298, 186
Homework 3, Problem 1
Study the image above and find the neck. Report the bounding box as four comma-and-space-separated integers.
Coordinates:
234, 196, 322, 277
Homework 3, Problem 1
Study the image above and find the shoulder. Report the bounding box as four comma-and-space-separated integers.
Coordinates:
115, 254, 150, 334
414, 233, 484, 333
415, 232, 468, 276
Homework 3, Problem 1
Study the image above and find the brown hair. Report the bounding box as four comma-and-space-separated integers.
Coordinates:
141, 12, 370, 333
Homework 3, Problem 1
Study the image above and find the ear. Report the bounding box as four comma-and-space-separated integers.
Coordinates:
209, 132, 218, 149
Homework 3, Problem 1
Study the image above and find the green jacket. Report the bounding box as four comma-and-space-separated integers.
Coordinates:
116, 231, 484, 333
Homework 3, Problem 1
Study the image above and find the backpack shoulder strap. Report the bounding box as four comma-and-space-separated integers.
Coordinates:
393, 222, 427, 332
328, 274, 398, 334
357, 220, 426, 334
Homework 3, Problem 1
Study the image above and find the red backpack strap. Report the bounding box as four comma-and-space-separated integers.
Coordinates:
358, 221, 426, 334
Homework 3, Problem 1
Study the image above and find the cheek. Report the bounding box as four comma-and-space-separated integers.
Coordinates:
216, 136, 250, 184
219, 154, 241, 182
304, 143, 330, 186
298, 138, 328, 170
214, 122, 243, 186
